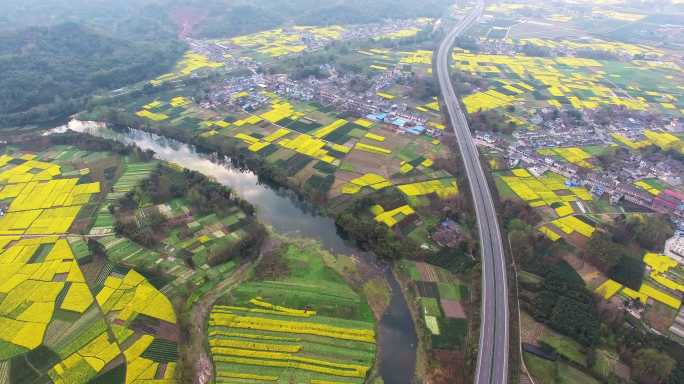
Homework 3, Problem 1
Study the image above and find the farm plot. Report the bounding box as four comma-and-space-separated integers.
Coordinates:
0, 238, 92, 354
0, 237, 180, 383
612, 130, 684, 154
597, 253, 684, 310
0, 155, 101, 235
537, 147, 594, 169
101, 165, 252, 298
399, 260, 469, 350
90, 160, 158, 235
222, 26, 345, 59
151, 52, 223, 86
452, 47, 683, 118
0, 236, 129, 383
0, 147, 181, 383
354, 48, 435, 77
208, 243, 377, 383
106, 161, 159, 203
94, 268, 178, 384
497, 169, 597, 239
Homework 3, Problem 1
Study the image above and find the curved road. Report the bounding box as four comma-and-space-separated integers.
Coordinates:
435, 2, 510, 384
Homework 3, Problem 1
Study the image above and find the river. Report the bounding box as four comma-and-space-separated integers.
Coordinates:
58, 120, 417, 384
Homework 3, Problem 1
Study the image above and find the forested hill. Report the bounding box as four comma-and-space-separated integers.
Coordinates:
0, 23, 185, 128
0, 0, 453, 128
186, 0, 453, 38
1, 0, 453, 40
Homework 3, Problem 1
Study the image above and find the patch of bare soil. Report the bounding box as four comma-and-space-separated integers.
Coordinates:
168, 7, 209, 38
519, 311, 546, 345
426, 350, 466, 384
563, 253, 604, 288
416, 261, 439, 282
645, 301, 677, 333
440, 299, 466, 319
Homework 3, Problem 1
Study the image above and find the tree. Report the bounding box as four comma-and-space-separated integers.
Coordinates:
408, 77, 439, 101
584, 232, 623, 272
632, 348, 675, 384
509, 229, 534, 265
668, 364, 684, 384
549, 296, 600, 346
532, 262, 601, 346
634, 215, 674, 251
609, 255, 644, 290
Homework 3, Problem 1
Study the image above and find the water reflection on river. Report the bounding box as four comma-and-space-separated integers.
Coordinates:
58, 120, 417, 384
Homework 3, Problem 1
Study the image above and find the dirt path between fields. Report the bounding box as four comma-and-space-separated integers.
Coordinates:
186, 237, 279, 384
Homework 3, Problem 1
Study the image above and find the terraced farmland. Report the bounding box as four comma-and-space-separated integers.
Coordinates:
208, 243, 377, 383
90, 159, 158, 235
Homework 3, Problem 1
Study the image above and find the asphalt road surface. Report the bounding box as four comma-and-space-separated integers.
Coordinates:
435, 2, 510, 383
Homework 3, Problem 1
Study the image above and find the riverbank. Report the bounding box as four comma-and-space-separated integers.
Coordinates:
58, 120, 419, 383
75, 109, 451, 262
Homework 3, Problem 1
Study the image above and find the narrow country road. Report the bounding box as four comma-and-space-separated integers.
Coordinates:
189, 261, 254, 384
434, 2, 510, 384
186, 238, 275, 384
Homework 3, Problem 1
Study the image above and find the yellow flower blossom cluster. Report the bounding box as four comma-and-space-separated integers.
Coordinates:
453, 51, 659, 113
538, 226, 561, 241
593, 10, 645, 22
399, 50, 433, 65
355, 143, 392, 155
634, 180, 661, 196
49, 332, 121, 383
0, 238, 90, 351
500, 170, 592, 209
373, 205, 415, 227
227, 26, 345, 57
136, 109, 169, 121
96, 269, 176, 324
260, 101, 303, 123
398, 178, 458, 198
210, 312, 375, 343
595, 279, 623, 299
551, 216, 595, 238
512, 37, 661, 57
151, 52, 223, 86
538, 147, 594, 169
342, 173, 392, 194
0, 156, 100, 235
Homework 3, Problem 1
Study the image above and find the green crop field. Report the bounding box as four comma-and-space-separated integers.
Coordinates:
208, 243, 377, 383
398, 260, 470, 350
539, 333, 587, 366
